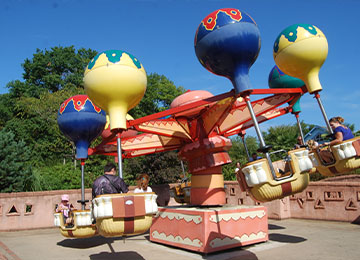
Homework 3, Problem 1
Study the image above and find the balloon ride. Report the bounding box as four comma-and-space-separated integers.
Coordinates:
54, 7, 360, 254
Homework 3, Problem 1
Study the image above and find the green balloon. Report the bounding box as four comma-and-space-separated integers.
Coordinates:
268, 65, 304, 113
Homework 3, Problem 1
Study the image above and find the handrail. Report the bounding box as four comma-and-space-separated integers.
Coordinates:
268, 149, 294, 181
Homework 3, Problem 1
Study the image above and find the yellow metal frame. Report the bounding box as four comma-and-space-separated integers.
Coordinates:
310, 137, 360, 176
93, 192, 157, 237
54, 210, 97, 238
238, 148, 310, 202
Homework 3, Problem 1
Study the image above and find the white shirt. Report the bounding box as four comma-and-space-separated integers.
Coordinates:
134, 187, 153, 193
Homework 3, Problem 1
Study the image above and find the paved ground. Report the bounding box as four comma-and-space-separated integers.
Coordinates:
1, 218, 360, 260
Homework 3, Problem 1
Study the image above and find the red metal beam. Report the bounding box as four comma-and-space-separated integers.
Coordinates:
128, 90, 235, 127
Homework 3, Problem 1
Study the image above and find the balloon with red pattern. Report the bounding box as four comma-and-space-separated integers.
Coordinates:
194, 8, 260, 94
57, 95, 106, 159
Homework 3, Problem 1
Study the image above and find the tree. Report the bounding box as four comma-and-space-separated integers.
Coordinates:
123, 151, 184, 185
1, 46, 191, 191
262, 122, 313, 152
3, 88, 84, 166
6, 46, 97, 98
223, 135, 259, 180
2, 46, 98, 164
0, 94, 13, 129
0, 130, 33, 192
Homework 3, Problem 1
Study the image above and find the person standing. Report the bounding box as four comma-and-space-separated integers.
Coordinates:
92, 162, 128, 198
234, 162, 241, 174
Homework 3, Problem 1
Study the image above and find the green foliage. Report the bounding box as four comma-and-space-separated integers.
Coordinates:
31, 155, 109, 191
0, 46, 189, 191
263, 124, 301, 152
123, 151, 184, 185
0, 130, 33, 192
309, 172, 326, 181
223, 135, 259, 180
6, 46, 97, 98
33, 163, 83, 190
355, 130, 360, 137
0, 94, 13, 129
4, 88, 84, 166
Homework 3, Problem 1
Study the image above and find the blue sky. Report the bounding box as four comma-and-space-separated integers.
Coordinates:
1, 0, 359, 134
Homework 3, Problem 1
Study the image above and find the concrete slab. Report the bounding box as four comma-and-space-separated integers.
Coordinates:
1, 219, 359, 260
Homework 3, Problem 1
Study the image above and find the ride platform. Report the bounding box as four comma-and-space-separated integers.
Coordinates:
150, 205, 268, 253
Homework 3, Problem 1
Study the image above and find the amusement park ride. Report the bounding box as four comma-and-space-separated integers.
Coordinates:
54, 8, 360, 253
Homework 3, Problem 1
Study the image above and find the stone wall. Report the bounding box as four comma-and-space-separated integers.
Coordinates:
289, 176, 360, 223
224, 175, 360, 223
0, 189, 92, 231
0, 185, 178, 231
1, 176, 359, 231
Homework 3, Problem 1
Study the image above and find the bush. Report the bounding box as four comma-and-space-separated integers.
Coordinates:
0, 130, 33, 192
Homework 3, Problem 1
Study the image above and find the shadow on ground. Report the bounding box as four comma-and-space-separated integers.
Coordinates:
268, 224, 286, 230
202, 247, 259, 260
57, 233, 150, 249
269, 233, 306, 243
351, 215, 360, 225
90, 251, 145, 260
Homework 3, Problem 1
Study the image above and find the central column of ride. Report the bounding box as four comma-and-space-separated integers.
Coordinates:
180, 134, 232, 206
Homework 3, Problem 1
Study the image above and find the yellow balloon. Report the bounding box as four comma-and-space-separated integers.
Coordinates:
84, 50, 146, 130
104, 114, 134, 130
273, 24, 328, 94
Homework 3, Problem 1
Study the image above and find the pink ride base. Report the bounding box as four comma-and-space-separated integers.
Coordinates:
150, 205, 268, 253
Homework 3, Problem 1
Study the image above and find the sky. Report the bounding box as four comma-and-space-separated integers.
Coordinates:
1, 0, 360, 135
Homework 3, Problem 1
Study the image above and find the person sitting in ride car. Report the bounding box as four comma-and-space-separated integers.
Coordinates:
134, 173, 152, 193
323, 116, 354, 146
319, 116, 354, 164
56, 194, 75, 227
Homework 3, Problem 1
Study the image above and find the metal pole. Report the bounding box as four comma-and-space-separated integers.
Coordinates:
80, 159, 85, 210
295, 113, 305, 145
314, 92, 333, 135
239, 133, 251, 161
244, 96, 266, 148
116, 132, 123, 178
244, 96, 277, 179
180, 160, 185, 175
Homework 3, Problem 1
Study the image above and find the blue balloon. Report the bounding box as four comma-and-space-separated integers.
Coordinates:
194, 8, 260, 94
57, 95, 106, 159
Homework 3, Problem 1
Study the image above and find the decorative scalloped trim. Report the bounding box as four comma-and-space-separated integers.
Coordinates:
209, 210, 266, 223
209, 231, 267, 248
155, 211, 203, 224
151, 231, 203, 247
